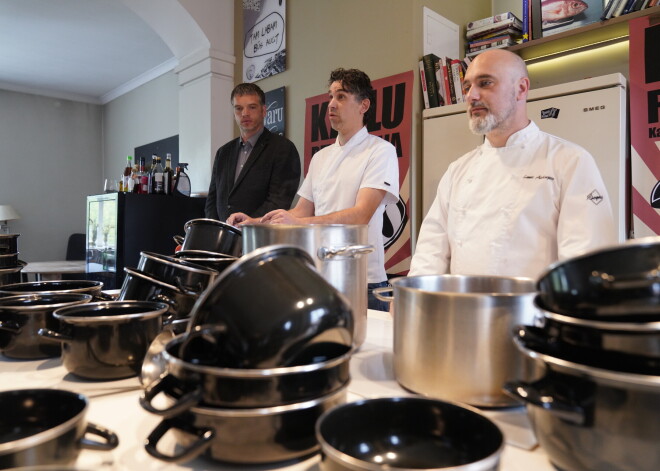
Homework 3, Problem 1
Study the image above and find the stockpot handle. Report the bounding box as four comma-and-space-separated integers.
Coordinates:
140, 374, 204, 417
79, 422, 119, 451
173, 275, 205, 297
37, 328, 73, 343
503, 376, 588, 426
372, 286, 394, 302
317, 244, 374, 260
0, 319, 21, 334
590, 268, 660, 291
145, 417, 215, 463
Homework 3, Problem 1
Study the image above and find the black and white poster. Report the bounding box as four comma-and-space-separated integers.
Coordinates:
264, 86, 286, 136
243, 0, 286, 83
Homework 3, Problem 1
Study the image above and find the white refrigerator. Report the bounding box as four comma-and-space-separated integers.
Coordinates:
420, 73, 629, 242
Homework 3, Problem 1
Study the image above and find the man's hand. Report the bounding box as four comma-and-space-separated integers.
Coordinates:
227, 212, 258, 226
260, 209, 303, 225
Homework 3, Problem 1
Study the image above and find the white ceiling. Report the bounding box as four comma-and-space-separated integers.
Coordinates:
0, 0, 176, 104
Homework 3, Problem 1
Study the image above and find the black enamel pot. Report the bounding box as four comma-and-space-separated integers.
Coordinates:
0, 293, 92, 359
316, 397, 504, 471
534, 295, 660, 361
119, 267, 198, 320
504, 332, 660, 471
0, 234, 19, 255
137, 251, 219, 294
144, 384, 348, 465
0, 389, 118, 469
186, 244, 354, 368
140, 333, 352, 415
537, 236, 660, 318
181, 218, 242, 257
0, 280, 104, 298
37, 301, 169, 380
173, 250, 237, 274
0, 253, 19, 269
0, 265, 23, 286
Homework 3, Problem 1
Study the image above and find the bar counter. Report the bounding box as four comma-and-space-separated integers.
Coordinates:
0, 310, 555, 471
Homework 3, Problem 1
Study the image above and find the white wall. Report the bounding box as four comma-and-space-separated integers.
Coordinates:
0, 89, 102, 261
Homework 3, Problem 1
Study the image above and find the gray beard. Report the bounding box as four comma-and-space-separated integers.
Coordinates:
469, 112, 498, 135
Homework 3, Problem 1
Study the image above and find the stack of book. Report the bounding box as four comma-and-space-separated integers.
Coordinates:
602, 0, 658, 19
465, 12, 522, 58
419, 53, 471, 109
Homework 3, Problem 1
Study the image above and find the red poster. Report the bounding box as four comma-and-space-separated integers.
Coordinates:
304, 71, 414, 275
630, 17, 660, 237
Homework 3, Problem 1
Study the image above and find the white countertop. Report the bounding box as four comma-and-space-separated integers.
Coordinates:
0, 310, 556, 471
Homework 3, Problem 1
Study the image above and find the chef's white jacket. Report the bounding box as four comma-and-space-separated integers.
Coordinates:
409, 121, 616, 279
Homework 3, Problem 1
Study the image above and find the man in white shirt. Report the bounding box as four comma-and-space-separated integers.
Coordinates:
409, 49, 615, 279
257, 68, 399, 310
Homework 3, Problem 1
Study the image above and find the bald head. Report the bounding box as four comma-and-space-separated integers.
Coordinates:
469, 49, 528, 88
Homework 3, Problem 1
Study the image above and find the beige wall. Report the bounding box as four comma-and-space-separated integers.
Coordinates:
231, 0, 491, 232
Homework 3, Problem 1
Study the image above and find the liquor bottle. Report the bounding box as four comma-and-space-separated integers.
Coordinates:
164, 153, 174, 195
172, 163, 191, 196
138, 157, 148, 194
147, 155, 157, 194
131, 161, 139, 193
122, 155, 133, 193
153, 156, 165, 194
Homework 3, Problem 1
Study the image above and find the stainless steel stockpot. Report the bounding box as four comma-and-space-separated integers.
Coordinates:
376, 275, 537, 407
242, 224, 373, 347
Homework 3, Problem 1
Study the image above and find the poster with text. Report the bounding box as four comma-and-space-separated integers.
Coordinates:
630, 17, 660, 237
243, 0, 286, 83
304, 71, 414, 276
265, 86, 286, 136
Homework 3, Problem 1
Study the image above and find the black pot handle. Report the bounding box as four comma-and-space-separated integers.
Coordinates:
150, 293, 179, 313
503, 377, 587, 425
0, 319, 21, 334
145, 417, 214, 463
93, 291, 116, 302
172, 275, 204, 296
79, 422, 119, 451
37, 328, 74, 343
140, 374, 204, 417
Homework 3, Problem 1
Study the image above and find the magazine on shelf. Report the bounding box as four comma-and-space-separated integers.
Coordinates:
466, 12, 521, 31
466, 16, 522, 39
542, 0, 607, 37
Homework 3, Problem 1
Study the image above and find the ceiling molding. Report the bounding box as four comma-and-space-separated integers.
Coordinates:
100, 56, 179, 104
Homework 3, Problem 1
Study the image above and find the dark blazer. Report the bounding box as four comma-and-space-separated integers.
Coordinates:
205, 128, 301, 221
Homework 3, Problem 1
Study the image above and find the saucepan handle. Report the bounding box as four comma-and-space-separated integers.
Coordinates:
0, 319, 21, 334
590, 268, 660, 291
140, 374, 204, 417
145, 417, 215, 463
37, 328, 74, 343
79, 422, 119, 450
372, 286, 394, 302
317, 244, 374, 260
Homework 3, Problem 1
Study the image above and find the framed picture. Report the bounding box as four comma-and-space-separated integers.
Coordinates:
541, 0, 606, 37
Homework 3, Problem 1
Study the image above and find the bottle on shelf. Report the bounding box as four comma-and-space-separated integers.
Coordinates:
138, 157, 148, 194
153, 156, 165, 194
172, 163, 191, 196
164, 153, 174, 195
147, 155, 157, 194
131, 161, 139, 193
122, 155, 133, 193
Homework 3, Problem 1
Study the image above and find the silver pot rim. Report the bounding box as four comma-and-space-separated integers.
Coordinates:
184, 218, 241, 235
139, 251, 218, 276
0, 293, 92, 312
53, 300, 169, 323
391, 274, 536, 297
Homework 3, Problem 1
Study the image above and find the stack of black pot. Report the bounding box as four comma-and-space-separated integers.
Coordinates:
140, 244, 355, 465
0, 234, 24, 285
172, 218, 241, 274
505, 236, 660, 471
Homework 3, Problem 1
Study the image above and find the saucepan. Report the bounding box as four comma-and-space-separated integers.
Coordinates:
0, 280, 107, 299
316, 396, 504, 471
144, 384, 348, 464
0, 265, 24, 287
0, 293, 92, 359
504, 330, 660, 471
537, 236, 660, 318
173, 250, 237, 274
140, 333, 352, 414
186, 244, 354, 368
38, 301, 169, 380
0, 234, 19, 255
137, 251, 218, 294
374, 274, 537, 407
0, 253, 19, 269
181, 218, 242, 256
0, 389, 118, 469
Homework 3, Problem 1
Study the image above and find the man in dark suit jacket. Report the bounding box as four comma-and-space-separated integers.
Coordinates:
205, 83, 300, 222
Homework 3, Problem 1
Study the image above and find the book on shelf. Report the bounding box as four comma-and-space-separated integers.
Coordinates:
542, 0, 606, 37
438, 57, 453, 107
421, 53, 442, 108
601, 0, 621, 19
530, 0, 543, 40
620, 0, 639, 14
466, 11, 521, 31
465, 41, 515, 58
467, 38, 517, 53
419, 60, 430, 109
522, 0, 530, 41
468, 33, 518, 48
445, 57, 457, 105
433, 59, 448, 108
450, 60, 465, 104
470, 26, 523, 42
466, 16, 523, 39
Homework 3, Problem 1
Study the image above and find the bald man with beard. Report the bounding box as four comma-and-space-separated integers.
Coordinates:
409, 49, 616, 279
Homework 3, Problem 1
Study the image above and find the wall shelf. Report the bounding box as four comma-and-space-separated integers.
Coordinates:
508, 5, 660, 62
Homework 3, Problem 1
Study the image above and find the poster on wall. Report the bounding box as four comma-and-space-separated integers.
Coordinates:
630, 17, 660, 238
541, 0, 604, 37
264, 86, 286, 136
243, 0, 286, 83
304, 71, 414, 276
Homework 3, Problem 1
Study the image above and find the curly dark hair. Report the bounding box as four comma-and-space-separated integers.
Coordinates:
231, 83, 266, 106
328, 68, 374, 125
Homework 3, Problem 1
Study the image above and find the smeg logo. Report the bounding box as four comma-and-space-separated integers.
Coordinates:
583, 105, 606, 112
